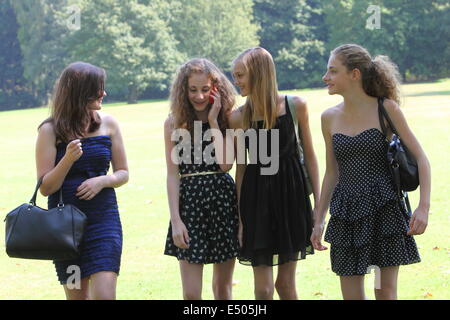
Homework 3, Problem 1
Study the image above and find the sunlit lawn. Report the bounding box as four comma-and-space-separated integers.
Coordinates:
0, 79, 449, 299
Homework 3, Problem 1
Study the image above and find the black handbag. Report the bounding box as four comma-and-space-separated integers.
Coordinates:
4, 178, 87, 260
378, 97, 419, 212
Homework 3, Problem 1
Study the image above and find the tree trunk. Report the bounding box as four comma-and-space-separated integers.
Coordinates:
127, 84, 139, 104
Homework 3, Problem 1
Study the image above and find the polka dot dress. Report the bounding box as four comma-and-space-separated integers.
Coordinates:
324, 128, 421, 276
164, 122, 240, 264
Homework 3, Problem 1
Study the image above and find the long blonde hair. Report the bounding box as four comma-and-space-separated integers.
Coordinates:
232, 47, 279, 130
331, 44, 402, 105
169, 58, 236, 135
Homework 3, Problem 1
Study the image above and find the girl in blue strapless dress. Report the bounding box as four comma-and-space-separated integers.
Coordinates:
36, 62, 129, 300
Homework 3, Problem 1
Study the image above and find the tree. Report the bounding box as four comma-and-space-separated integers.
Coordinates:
253, 0, 328, 89
11, 0, 70, 105
63, 0, 183, 103
0, 0, 38, 110
166, 0, 260, 71
323, 0, 450, 81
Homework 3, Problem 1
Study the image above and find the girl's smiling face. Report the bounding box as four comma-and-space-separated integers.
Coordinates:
232, 60, 250, 97
187, 73, 213, 112
88, 90, 107, 110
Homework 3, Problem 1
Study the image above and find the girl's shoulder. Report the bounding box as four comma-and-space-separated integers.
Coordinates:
381, 98, 400, 114
286, 95, 308, 115
38, 119, 55, 132
321, 102, 343, 120
98, 111, 117, 126
97, 111, 120, 136
164, 113, 176, 127
38, 119, 56, 138
37, 119, 57, 145
228, 106, 244, 129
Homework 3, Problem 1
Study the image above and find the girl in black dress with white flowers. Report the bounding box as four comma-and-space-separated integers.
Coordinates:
311, 44, 431, 300
164, 58, 240, 300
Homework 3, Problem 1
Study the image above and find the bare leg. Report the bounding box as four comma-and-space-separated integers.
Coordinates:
253, 265, 274, 300
275, 261, 298, 300
63, 277, 90, 300
179, 260, 204, 300
374, 266, 399, 300
340, 275, 366, 300
212, 258, 236, 300
89, 271, 118, 300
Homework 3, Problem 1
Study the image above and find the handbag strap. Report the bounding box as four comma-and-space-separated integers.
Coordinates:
377, 97, 399, 137
286, 95, 303, 147
29, 177, 64, 207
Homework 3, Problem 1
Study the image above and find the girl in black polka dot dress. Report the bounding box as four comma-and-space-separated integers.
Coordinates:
163, 59, 239, 299
311, 44, 431, 300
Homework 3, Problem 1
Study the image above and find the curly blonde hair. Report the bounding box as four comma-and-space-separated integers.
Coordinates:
169, 58, 236, 134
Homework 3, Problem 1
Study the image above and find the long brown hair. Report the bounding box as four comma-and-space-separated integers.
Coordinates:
169, 58, 236, 135
331, 44, 402, 104
39, 62, 105, 143
232, 47, 279, 130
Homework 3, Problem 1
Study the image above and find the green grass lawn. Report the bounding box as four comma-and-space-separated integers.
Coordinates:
1, 79, 449, 300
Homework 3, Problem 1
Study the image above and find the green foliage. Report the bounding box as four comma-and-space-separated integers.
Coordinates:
253, 0, 328, 89
0, 0, 38, 110
323, 0, 450, 81
2, 0, 449, 107
63, 0, 183, 103
166, 0, 260, 71
11, 0, 70, 105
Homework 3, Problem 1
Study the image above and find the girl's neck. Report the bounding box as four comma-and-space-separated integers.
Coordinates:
341, 88, 374, 112
194, 109, 209, 123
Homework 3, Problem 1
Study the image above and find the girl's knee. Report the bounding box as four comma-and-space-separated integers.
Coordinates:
183, 288, 202, 300
275, 278, 295, 292
254, 285, 274, 300
212, 281, 232, 300
375, 287, 397, 300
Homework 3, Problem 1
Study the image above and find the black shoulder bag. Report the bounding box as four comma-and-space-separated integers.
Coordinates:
378, 97, 419, 213
4, 178, 87, 260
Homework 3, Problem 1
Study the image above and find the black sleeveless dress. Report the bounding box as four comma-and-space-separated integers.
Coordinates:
238, 100, 314, 266
164, 122, 240, 264
325, 128, 421, 276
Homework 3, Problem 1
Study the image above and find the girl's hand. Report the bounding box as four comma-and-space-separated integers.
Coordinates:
208, 88, 222, 124
172, 219, 190, 249
63, 139, 83, 163
311, 223, 328, 251
76, 176, 105, 200
407, 207, 429, 236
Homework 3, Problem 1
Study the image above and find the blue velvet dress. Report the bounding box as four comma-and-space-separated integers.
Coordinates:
48, 136, 122, 284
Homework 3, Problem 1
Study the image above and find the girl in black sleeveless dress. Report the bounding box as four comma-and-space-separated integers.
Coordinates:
230, 47, 320, 300
312, 44, 431, 300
